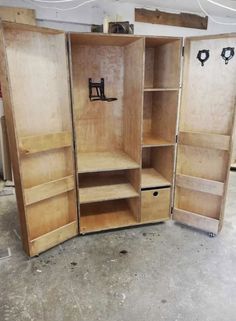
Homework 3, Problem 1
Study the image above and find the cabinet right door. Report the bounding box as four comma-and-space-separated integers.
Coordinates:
173, 34, 236, 234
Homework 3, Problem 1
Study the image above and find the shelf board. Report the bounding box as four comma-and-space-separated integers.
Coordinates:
80, 183, 139, 204
142, 134, 175, 147
141, 168, 171, 189
77, 151, 140, 173
144, 88, 179, 92
80, 200, 137, 233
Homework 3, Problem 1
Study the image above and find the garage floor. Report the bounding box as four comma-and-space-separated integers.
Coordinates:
0, 171, 236, 321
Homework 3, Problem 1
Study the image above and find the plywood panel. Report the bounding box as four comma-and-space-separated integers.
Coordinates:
0, 22, 78, 256
71, 43, 124, 153
0, 7, 36, 25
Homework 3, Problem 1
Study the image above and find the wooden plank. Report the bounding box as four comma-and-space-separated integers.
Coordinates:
19, 131, 72, 155
0, 7, 36, 25
0, 116, 12, 180
25, 175, 75, 205
78, 151, 139, 173
173, 208, 219, 234
141, 168, 171, 189
144, 88, 179, 92
135, 8, 208, 30
176, 174, 224, 196
178, 131, 230, 150
142, 133, 174, 147
80, 183, 139, 204
29, 221, 78, 256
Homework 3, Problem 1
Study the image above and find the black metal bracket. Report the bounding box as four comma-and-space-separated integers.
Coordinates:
88, 78, 117, 102
197, 49, 210, 66
221, 47, 235, 65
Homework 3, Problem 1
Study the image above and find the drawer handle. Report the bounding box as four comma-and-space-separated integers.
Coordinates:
153, 191, 159, 197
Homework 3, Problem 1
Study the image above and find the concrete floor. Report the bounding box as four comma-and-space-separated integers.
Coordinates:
0, 172, 236, 321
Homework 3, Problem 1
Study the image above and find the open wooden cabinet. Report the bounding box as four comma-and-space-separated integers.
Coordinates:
0, 22, 235, 256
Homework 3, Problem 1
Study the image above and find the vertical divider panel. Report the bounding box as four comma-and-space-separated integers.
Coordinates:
124, 38, 145, 221
0, 22, 78, 256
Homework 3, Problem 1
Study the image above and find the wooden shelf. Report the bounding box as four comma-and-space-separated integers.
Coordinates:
141, 168, 171, 189
80, 200, 137, 233
80, 183, 139, 204
144, 88, 179, 92
77, 151, 140, 173
142, 134, 175, 147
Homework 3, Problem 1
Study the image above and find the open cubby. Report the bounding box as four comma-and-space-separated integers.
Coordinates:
144, 37, 181, 90
80, 199, 138, 233
70, 33, 143, 174
142, 90, 179, 147
78, 170, 139, 204
142, 147, 174, 189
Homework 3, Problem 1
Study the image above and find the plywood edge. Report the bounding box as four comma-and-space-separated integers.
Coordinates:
19, 131, 72, 155
24, 175, 75, 205
176, 174, 224, 196
173, 208, 219, 234
178, 131, 230, 150
1, 20, 63, 34
29, 221, 78, 256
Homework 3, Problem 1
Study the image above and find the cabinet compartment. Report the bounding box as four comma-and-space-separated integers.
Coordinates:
141, 188, 171, 222
69, 33, 144, 174
144, 37, 181, 90
142, 147, 174, 189
142, 90, 178, 147
80, 199, 139, 233
79, 170, 140, 204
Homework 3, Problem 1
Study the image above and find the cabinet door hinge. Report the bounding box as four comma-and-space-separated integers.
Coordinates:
171, 206, 174, 214
176, 134, 178, 143
182, 46, 185, 57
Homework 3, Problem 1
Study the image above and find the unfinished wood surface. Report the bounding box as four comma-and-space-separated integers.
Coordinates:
144, 88, 179, 92
178, 131, 230, 151
30, 221, 78, 256
80, 183, 138, 204
175, 187, 222, 219
0, 116, 12, 180
143, 91, 179, 144
19, 131, 72, 155
24, 175, 75, 205
144, 39, 181, 89
77, 151, 139, 173
176, 174, 224, 196
0, 22, 78, 256
142, 134, 174, 147
142, 168, 171, 189
141, 188, 170, 222
135, 8, 208, 30
123, 38, 144, 164
173, 208, 219, 234
80, 199, 137, 233
0, 7, 36, 25
70, 32, 142, 47
174, 35, 236, 231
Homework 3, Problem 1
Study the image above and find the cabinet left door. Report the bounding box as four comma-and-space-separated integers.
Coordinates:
0, 22, 78, 256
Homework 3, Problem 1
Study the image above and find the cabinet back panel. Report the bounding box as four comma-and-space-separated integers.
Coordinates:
71, 44, 124, 152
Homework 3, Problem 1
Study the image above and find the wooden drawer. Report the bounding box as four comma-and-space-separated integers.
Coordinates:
141, 188, 171, 222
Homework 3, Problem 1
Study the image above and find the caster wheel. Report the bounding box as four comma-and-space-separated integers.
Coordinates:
209, 232, 216, 238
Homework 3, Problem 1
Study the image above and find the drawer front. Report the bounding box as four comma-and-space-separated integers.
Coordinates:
141, 188, 171, 222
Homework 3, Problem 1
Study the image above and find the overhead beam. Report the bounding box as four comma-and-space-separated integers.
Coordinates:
135, 8, 208, 30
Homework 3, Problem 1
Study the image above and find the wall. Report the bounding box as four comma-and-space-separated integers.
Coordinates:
0, 0, 236, 35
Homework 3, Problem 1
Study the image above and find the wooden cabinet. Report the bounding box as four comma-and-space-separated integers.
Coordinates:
0, 22, 235, 256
